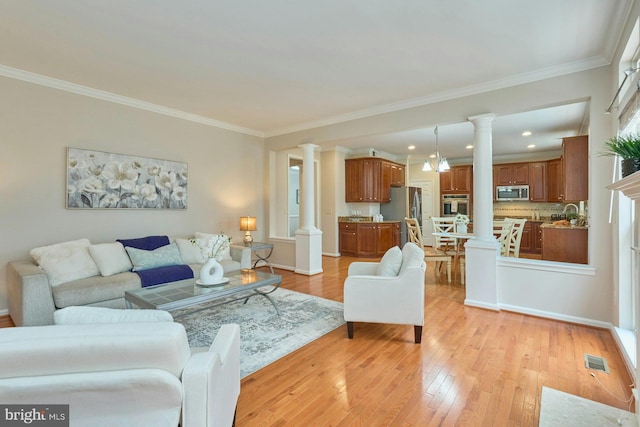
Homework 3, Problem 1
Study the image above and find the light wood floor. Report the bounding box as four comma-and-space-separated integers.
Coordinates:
0, 256, 633, 426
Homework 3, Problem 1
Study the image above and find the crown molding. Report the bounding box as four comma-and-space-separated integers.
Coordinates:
0, 64, 264, 138
265, 56, 610, 138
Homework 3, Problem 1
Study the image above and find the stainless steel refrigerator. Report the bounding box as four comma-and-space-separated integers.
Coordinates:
380, 186, 422, 246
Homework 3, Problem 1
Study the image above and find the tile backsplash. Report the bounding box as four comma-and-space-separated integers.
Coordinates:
492, 201, 586, 219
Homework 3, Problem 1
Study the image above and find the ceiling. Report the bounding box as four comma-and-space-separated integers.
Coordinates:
0, 1, 631, 158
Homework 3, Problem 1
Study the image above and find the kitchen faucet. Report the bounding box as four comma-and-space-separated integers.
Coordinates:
562, 203, 579, 214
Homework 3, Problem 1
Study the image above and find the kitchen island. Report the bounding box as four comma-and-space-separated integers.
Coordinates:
540, 223, 588, 264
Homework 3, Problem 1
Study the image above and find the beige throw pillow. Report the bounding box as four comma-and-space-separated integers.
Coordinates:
30, 238, 100, 287
376, 246, 403, 277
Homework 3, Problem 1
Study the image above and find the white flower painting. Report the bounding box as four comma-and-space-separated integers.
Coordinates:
66, 148, 188, 209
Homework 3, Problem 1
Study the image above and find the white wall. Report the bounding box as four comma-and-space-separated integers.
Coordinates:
0, 76, 264, 313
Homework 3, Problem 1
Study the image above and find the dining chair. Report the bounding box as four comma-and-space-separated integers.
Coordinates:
503, 218, 527, 258
405, 217, 451, 283
493, 220, 514, 257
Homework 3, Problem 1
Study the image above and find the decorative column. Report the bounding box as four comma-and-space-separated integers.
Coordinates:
465, 113, 500, 311
295, 143, 323, 275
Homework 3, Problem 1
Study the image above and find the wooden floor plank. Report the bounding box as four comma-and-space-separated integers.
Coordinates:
0, 254, 634, 425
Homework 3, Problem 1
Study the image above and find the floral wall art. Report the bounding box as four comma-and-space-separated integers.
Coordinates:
66, 148, 188, 209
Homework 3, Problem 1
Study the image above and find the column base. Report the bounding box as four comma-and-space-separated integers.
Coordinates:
294, 228, 323, 275
463, 239, 500, 310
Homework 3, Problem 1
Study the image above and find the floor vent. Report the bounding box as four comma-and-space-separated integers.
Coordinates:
584, 353, 610, 373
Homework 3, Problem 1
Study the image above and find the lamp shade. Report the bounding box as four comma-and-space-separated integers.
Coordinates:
239, 216, 257, 231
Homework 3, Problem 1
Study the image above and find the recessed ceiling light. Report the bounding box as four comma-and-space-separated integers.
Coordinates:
527, 144, 536, 149
466, 145, 474, 149
522, 131, 532, 136
408, 145, 416, 150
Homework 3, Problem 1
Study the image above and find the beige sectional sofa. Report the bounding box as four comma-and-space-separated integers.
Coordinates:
7, 237, 252, 326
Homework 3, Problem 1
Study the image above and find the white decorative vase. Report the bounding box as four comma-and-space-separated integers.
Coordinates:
199, 257, 225, 285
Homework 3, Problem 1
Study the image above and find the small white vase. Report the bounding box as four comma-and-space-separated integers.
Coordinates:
199, 257, 225, 285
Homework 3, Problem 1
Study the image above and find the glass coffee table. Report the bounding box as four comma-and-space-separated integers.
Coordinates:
125, 269, 283, 315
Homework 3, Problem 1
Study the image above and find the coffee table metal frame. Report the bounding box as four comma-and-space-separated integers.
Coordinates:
125, 269, 283, 315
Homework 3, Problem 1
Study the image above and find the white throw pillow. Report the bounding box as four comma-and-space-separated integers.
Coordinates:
89, 242, 133, 276
125, 242, 183, 271
399, 242, 425, 275
194, 232, 232, 261
175, 238, 206, 264
30, 239, 100, 287
376, 246, 403, 277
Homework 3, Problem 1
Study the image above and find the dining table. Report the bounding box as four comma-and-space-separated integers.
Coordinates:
432, 231, 474, 272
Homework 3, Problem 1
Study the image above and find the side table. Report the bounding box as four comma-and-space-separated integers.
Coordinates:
245, 242, 274, 274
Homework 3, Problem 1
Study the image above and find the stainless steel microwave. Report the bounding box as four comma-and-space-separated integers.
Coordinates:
496, 185, 529, 201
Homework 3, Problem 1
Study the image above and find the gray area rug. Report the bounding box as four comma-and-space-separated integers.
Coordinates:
539, 386, 636, 426
172, 286, 345, 378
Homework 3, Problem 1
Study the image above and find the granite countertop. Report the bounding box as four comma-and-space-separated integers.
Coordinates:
540, 223, 589, 230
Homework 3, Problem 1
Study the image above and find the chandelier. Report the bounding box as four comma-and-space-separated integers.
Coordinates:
422, 126, 450, 172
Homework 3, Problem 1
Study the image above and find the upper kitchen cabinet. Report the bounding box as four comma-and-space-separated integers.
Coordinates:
528, 162, 547, 202
494, 163, 529, 186
562, 135, 588, 202
441, 165, 472, 194
545, 136, 588, 203
345, 157, 405, 203
390, 163, 405, 187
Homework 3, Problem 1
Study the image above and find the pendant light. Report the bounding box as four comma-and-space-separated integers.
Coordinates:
422, 126, 450, 172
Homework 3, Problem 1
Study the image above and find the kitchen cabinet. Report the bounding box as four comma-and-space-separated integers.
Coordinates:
528, 162, 547, 202
339, 221, 401, 257
390, 163, 405, 187
547, 158, 563, 202
519, 220, 543, 254
441, 165, 472, 194
562, 135, 588, 202
541, 226, 588, 264
345, 158, 404, 203
338, 222, 358, 256
494, 163, 529, 186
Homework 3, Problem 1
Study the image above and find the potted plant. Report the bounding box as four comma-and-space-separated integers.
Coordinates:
565, 212, 579, 225
602, 134, 640, 177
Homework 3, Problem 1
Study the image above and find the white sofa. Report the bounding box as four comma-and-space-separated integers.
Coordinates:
0, 311, 240, 427
7, 237, 252, 326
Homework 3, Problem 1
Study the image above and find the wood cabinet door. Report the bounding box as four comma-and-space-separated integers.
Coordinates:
453, 166, 472, 192
345, 159, 364, 202
529, 162, 547, 202
440, 170, 454, 193
547, 158, 563, 202
339, 226, 358, 255
513, 164, 529, 185
393, 222, 401, 247
356, 224, 378, 257
391, 164, 405, 187
519, 221, 532, 253
376, 223, 395, 255
533, 222, 543, 252
494, 164, 513, 186
379, 161, 392, 202
562, 136, 588, 202
361, 159, 379, 202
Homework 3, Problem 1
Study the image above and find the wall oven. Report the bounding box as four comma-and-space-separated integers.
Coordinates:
442, 194, 470, 217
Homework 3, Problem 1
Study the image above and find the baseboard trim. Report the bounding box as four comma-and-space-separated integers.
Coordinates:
0, 309, 8, 316
294, 268, 323, 276
269, 263, 295, 272
498, 303, 611, 329
464, 299, 500, 311
611, 326, 637, 382
322, 252, 341, 257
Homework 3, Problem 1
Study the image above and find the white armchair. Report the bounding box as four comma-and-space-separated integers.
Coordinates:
343, 243, 427, 343
0, 308, 240, 427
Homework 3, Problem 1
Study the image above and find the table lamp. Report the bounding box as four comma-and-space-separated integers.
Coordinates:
240, 216, 257, 245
